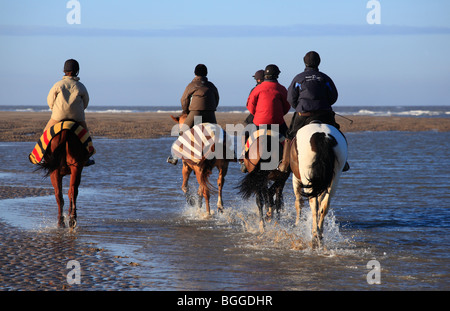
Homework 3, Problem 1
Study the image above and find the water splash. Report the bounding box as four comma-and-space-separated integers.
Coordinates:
179, 195, 355, 255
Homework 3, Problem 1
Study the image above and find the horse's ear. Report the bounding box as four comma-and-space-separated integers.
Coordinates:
170, 115, 180, 123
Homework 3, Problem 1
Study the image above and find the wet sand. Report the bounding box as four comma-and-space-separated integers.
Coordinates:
1, 110, 449, 290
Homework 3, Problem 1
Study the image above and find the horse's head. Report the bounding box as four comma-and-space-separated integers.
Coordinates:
170, 112, 189, 136
170, 112, 188, 125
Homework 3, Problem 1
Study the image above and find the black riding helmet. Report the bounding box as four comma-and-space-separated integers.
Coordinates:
264, 64, 280, 80
303, 51, 321, 68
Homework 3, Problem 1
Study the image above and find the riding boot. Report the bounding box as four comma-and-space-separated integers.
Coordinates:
277, 139, 291, 173
167, 156, 178, 165
239, 160, 247, 173
343, 161, 350, 172
85, 158, 95, 167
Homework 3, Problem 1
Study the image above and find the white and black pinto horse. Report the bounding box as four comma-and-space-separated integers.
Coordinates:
292, 122, 348, 248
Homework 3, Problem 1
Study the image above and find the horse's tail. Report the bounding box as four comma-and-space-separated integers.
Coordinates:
199, 158, 216, 193
37, 130, 69, 177
302, 132, 337, 198
237, 167, 269, 200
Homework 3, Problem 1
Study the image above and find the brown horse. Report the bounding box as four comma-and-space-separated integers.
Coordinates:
237, 128, 290, 229
170, 114, 231, 215
37, 127, 90, 228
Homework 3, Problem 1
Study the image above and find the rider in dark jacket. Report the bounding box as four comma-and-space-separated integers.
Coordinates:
286, 51, 339, 139
278, 51, 348, 172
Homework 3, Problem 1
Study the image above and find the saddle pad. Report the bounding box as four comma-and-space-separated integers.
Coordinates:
171, 123, 234, 164
29, 121, 95, 164
242, 128, 285, 159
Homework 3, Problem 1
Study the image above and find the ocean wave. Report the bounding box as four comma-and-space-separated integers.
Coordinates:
1, 105, 448, 117
337, 108, 449, 117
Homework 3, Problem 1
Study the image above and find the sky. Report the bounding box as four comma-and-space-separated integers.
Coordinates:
0, 0, 449, 107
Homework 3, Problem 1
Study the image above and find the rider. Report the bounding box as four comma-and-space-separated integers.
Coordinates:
243, 69, 264, 126
44, 59, 95, 166
277, 51, 348, 172
240, 69, 265, 172
167, 64, 220, 165
246, 64, 290, 136
243, 65, 290, 172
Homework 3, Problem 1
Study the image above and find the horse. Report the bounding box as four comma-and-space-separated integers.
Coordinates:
170, 114, 231, 215
290, 122, 348, 248
36, 124, 90, 229
237, 126, 290, 229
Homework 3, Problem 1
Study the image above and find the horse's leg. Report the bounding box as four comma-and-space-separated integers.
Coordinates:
273, 174, 288, 220
68, 166, 82, 229
309, 196, 321, 248
317, 191, 331, 242
266, 181, 276, 221
216, 161, 228, 213
181, 162, 191, 194
194, 168, 210, 215
293, 176, 303, 226
50, 171, 65, 228
256, 189, 266, 231
182, 163, 195, 205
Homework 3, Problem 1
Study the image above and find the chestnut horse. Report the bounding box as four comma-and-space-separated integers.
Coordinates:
170, 114, 231, 215
237, 127, 290, 229
291, 122, 348, 248
37, 128, 90, 228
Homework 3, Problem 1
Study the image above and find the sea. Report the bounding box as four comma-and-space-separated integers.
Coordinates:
1, 104, 449, 118
0, 105, 449, 291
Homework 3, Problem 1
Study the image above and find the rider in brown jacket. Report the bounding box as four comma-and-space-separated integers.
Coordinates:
167, 64, 219, 165
180, 64, 219, 128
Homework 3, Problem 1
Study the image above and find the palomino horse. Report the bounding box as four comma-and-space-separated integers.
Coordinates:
170, 114, 231, 215
291, 122, 348, 247
36, 125, 91, 228
238, 127, 290, 228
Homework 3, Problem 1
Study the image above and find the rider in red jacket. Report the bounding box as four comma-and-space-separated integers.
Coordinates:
246, 64, 290, 134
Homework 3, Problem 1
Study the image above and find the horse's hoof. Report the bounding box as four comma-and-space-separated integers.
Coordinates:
311, 236, 323, 249
69, 218, 77, 229
58, 217, 66, 228
186, 197, 196, 206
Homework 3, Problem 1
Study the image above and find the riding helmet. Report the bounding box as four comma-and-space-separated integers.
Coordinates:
303, 51, 321, 68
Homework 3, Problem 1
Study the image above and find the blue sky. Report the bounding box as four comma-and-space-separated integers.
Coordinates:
1, 0, 449, 107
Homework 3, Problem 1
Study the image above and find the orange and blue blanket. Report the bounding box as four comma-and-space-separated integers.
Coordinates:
29, 121, 95, 164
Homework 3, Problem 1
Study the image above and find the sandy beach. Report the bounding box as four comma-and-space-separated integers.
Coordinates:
1, 111, 449, 143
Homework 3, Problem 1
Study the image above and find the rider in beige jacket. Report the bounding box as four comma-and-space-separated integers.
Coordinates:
44, 59, 89, 131
43, 59, 94, 166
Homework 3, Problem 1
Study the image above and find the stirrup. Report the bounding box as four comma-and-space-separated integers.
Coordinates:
167, 156, 178, 165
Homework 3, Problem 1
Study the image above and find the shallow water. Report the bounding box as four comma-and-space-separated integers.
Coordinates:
1, 131, 449, 290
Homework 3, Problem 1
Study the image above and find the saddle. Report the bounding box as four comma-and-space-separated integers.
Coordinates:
29, 120, 95, 164
171, 123, 234, 165
242, 127, 285, 173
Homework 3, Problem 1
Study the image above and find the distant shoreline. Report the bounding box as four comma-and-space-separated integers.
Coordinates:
0, 111, 449, 142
